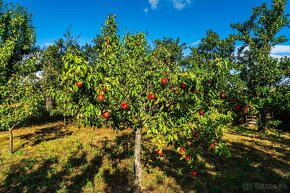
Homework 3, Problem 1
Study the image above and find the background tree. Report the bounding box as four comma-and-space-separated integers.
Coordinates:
186, 30, 246, 121
271, 57, 290, 130
41, 40, 65, 111
0, 0, 43, 153
41, 28, 82, 124
0, 0, 36, 85
231, 0, 290, 130
189, 30, 235, 63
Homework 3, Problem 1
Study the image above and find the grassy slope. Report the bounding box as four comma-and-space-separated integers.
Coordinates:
0, 122, 289, 193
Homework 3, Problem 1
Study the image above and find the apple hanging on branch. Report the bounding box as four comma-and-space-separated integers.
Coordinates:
121, 102, 129, 110
102, 111, 110, 119
75, 81, 83, 88
180, 82, 187, 90
98, 94, 104, 101
161, 77, 168, 85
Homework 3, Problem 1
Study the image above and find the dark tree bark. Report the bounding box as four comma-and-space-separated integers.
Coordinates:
134, 127, 142, 193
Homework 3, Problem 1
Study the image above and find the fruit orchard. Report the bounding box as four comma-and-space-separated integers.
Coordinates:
0, 0, 289, 192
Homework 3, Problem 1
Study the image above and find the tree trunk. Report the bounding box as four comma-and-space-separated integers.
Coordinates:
9, 127, 14, 153
45, 96, 54, 111
64, 116, 66, 126
134, 127, 142, 193
258, 113, 267, 132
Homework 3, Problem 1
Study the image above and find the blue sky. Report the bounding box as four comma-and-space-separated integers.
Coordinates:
4, 0, 290, 56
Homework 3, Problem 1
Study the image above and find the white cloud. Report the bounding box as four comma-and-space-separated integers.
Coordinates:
270, 54, 283, 59
144, 8, 149, 13
234, 45, 290, 58
44, 42, 53, 47
192, 40, 201, 46
271, 45, 290, 58
271, 45, 290, 55
234, 45, 249, 56
149, 0, 159, 9
148, 0, 192, 10
172, 0, 192, 10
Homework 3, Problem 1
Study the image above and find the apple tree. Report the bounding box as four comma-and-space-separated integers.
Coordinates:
60, 15, 232, 193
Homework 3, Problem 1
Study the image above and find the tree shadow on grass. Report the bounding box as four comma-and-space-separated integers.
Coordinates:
64, 153, 103, 193
143, 148, 200, 192
22, 114, 64, 128
200, 146, 288, 192
0, 149, 103, 193
0, 157, 58, 193
95, 132, 136, 192
98, 129, 290, 193
229, 127, 290, 147
102, 167, 133, 193
18, 125, 73, 148
101, 131, 198, 192
142, 140, 290, 193
101, 132, 135, 167
107, 131, 290, 193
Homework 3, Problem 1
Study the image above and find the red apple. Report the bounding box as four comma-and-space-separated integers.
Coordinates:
199, 110, 204, 116
148, 94, 156, 100
180, 83, 187, 90
244, 106, 249, 114
136, 43, 139, 47
185, 155, 190, 161
121, 103, 129, 110
102, 111, 110, 119
97, 94, 104, 101
179, 147, 185, 153
75, 81, 83, 88
210, 143, 215, 149
235, 104, 242, 110
192, 170, 198, 177
157, 149, 163, 156
161, 78, 167, 85
220, 92, 226, 99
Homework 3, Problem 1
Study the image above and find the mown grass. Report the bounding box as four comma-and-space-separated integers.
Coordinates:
0, 122, 289, 193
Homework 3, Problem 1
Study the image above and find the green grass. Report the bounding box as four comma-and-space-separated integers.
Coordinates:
0, 122, 289, 193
